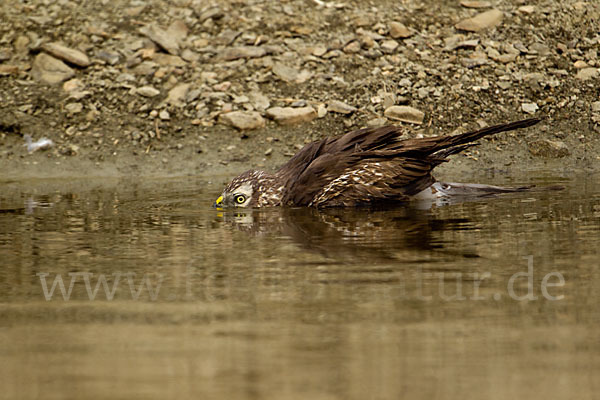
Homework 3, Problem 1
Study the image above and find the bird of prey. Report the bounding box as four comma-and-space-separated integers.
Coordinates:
214, 118, 541, 208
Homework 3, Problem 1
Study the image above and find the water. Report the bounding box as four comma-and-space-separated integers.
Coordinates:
1, 175, 599, 399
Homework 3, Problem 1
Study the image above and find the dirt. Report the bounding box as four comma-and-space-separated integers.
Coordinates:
1, 0, 599, 183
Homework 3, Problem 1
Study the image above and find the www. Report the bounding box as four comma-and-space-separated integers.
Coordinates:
36, 272, 163, 301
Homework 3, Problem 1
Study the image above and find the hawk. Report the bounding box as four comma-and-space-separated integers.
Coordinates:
214, 118, 540, 208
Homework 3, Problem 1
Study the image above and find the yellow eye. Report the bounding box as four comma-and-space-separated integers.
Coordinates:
235, 195, 246, 204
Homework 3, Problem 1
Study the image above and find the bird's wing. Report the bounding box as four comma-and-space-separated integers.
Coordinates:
306, 158, 437, 207
276, 126, 407, 184
282, 153, 438, 207
276, 126, 409, 205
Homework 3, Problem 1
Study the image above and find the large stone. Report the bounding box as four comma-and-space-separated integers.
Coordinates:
221, 46, 266, 61
521, 102, 539, 114
327, 100, 357, 114
460, 0, 492, 8
389, 22, 412, 39
384, 106, 424, 124
41, 42, 90, 67
272, 62, 312, 84
166, 83, 191, 107
380, 40, 399, 53
576, 68, 598, 81
140, 24, 180, 55
31, 53, 75, 84
266, 106, 317, 125
0, 65, 19, 75
249, 91, 270, 111
136, 86, 160, 97
455, 9, 503, 32
528, 139, 570, 158
218, 111, 265, 130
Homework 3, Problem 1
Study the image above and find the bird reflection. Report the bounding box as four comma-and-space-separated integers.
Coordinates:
217, 203, 477, 263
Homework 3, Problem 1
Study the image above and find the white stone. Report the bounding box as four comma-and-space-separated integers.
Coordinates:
455, 9, 503, 32
218, 111, 265, 130
136, 86, 160, 97
521, 102, 539, 114
327, 100, 357, 114
384, 106, 425, 124
266, 106, 317, 125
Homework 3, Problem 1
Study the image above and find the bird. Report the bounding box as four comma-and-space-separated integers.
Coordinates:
214, 118, 541, 208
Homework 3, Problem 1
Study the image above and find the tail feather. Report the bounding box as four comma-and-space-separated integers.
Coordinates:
441, 118, 541, 149
402, 117, 542, 156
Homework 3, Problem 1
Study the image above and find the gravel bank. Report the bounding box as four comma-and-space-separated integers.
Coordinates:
1, 0, 599, 180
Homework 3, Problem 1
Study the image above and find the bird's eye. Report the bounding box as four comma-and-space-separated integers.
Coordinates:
234, 194, 246, 204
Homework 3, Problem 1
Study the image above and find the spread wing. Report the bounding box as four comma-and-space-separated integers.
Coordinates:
277, 118, 540, 207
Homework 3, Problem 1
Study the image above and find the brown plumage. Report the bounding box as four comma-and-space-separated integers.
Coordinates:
214, 118, 541, 208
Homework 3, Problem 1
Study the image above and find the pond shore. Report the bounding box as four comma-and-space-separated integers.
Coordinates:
1, 0, 599, 181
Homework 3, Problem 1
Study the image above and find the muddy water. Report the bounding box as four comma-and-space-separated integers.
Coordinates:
0, 175, 599, 400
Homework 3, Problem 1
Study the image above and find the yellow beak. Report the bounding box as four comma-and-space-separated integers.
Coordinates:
213, 195, 223, 208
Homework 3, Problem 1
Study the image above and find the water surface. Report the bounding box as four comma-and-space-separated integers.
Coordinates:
0, 175, 599, 399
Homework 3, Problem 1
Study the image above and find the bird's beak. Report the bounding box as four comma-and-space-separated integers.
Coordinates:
213, 195, 223, 208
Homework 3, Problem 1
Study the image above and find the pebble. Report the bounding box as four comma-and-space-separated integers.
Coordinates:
159, 110, 170, 120
592, 101, 600, 112
343, 41, 361, 53
518, 5, 536, 14
317, 103, 328, 118
166, 20, 188, 43
65, 102, 83, 115
140, 24, 180, 55
166, 83, 190, 107
367, 117, 388, 127
31, 53, 75, 84
249, 91, 270, 111
389, 22, 412, 39
528, 139, 570, 158
218, 111, 265, 130
455, 9, 504, 32
266, 106, 317, 125
96, 50, 120, 65
460, 1, 492, 8
576, 68, 598, 81
521, 102, 539, 114
0, 65, 19, 75
0, 49, 12, 61
272, 62, 312, 83
384, 106, 425, 124
41, 42, 90, 67
380, 40, 399, 53
312, 46, 328, 57
136, 86, 161, 97
221, 46, 267, 61
327, 100, 357, 114
382, 93, 396, 109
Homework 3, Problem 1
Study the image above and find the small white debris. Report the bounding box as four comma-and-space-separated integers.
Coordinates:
24, 134, 54, 153
521, 102, 539, 114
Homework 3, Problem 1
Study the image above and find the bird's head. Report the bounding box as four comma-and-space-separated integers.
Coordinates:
214, 170, 260, 208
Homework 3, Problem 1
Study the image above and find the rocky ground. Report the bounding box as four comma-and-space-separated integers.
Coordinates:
0, 0, 599, 181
